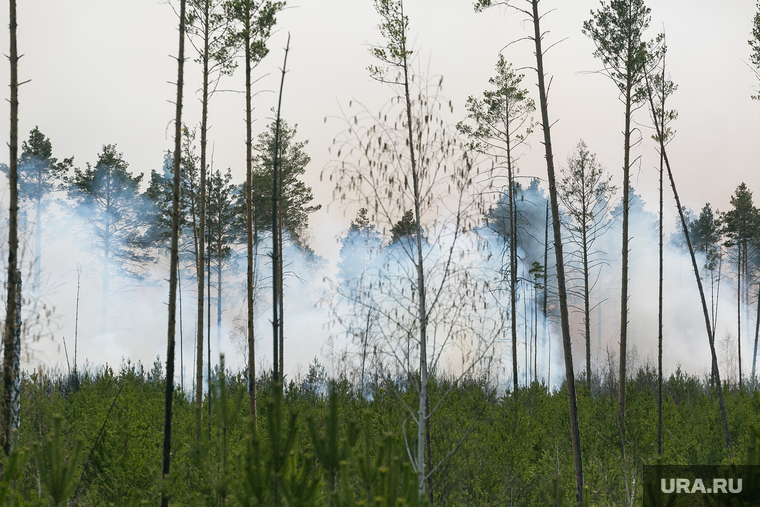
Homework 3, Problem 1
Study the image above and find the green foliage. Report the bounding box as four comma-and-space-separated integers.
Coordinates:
389, 210, 422, 246
457, 53, 535, 156
227, 0, 284, 66
368, 0, 412, 82
68, 144, 153, 278
559, 141, 615, 234
582, 0, 660, 97
10, 364, 760, 505
720, 182, 758, 250
33, 414, 83, 507
186, 0, 239, 77
245, 119, 320, 250
750, 2, 760, 100
0, 127, 73, 226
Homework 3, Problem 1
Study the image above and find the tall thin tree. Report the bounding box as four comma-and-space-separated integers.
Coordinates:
559, 140, 616, 386
721, 183, 758, 390
473, 1, 584, 503
644, 67, 733, 457
229, 0, 282, 424
186, 0, 238, 442
457, 53, 535, 394
272, 34, 290, 385
583, 0, 660, 450
2, 0, 20, 456
368, 1, 432, 497
161, 0, 186, 503
648, 42, 676, 458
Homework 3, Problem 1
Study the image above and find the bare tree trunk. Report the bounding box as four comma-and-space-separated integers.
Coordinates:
737, 247, 742, 389
207, 222, 212, 440
217, 248, 222, 364
179, 264, 184, 391
618, 74, 632, 443
2, 0, 20, 456
392, 2, 431, 497
644, 73, 732, 456
278, 230, 284, 377
243, 2, 257, 427
161, 0, 185, 503
102, 224, 110, 333
34, 197, 42, 297
272, 35, 290, 386
543, 201, 549, 379
194, 0, 210, 445
657, 104, 664, 458
753, 283, 760, 383
582, 219, 591, 385
506, 134, 518, 394
530, 1, 583, 503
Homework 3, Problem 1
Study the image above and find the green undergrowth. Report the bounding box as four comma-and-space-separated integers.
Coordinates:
1, 358, 759, 506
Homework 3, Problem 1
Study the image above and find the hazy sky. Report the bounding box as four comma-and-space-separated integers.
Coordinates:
0, 0, 758, 381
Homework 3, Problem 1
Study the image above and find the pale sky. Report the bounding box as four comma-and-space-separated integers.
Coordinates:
0, 0, 758, 382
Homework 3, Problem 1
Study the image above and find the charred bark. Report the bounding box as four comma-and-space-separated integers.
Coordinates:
2, 0, 20, 456
530, 1, 584, 503
161, 0, 186, 503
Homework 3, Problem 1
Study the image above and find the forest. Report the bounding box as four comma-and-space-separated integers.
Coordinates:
0, 0, 759, 505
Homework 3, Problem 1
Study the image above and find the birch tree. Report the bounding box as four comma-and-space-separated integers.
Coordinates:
326, 2, 497, 500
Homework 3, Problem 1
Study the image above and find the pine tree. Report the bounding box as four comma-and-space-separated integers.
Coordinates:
583, 2, 661, 457
252, 119, 320, 249
68, 145, 152, 333
474, 0, 586, 502
559, 140, 616, 386
721, 182, 759, 389
750, 1, 760, 100
0, 127, 72, 297
206, 168, 239, 360
162, 0, 186, 504
457, 53, 534, 393
228, 0, 283, 422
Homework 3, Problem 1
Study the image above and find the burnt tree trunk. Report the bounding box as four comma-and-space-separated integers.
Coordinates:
2, 0, 20, 456
161, 0, 186, 503
530, 1, 584, 503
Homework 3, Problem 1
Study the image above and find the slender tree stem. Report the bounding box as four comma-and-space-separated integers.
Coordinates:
161, 0, 186, 502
